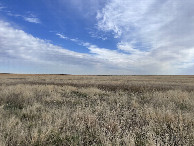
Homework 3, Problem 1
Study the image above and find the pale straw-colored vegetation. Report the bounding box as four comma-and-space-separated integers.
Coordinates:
0, 74, 194, 145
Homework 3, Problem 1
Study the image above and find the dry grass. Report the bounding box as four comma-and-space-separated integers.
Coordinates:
0, 74, 194, 145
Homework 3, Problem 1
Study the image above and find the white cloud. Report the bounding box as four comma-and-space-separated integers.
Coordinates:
0, 18, 183, 75
23, 12, 41, 23
0, 20, 135, 74
23, 17, 40, 24
96, 0, 194, 74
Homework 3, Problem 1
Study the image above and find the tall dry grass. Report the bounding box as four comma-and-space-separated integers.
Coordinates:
0, 75, 193, 145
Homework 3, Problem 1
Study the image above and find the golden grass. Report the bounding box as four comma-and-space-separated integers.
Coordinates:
0, 75, 194, 145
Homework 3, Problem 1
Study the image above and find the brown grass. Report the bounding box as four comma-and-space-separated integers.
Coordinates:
0, 74, 194, 145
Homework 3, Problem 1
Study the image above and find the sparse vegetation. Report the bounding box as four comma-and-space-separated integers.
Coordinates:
0, 74, 194, 145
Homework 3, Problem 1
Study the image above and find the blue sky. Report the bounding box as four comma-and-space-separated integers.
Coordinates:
0, 0, 194, 74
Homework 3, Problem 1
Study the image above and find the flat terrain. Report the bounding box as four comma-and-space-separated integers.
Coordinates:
0, 74, 194, 145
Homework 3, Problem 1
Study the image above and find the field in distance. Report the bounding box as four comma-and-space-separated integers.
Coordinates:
0, 74, 194, 145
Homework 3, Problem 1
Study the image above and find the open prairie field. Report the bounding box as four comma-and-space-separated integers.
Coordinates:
0, 74, 194, 145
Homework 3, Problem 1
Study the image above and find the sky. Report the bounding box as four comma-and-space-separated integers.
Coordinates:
0, 0, 194, 75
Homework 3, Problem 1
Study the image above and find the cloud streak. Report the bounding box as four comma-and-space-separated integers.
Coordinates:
23, 16, 40, 24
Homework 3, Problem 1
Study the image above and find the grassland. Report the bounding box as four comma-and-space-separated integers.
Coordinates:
0, 74, 194, 145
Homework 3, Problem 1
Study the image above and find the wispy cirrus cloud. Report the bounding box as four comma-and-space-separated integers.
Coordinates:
56, 33, 91, 47
96, 0, 194, 74
57, 0, 106, 18
0, 4, 41, 24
